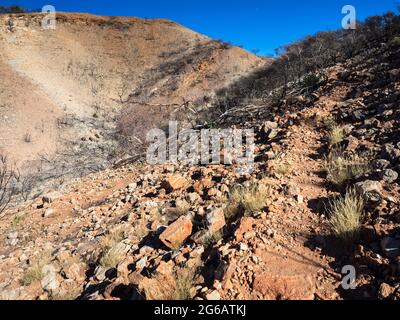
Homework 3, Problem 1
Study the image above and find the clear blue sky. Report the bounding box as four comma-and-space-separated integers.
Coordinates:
2, 0, 399, 55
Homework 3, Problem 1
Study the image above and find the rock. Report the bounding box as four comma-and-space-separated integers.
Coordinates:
352, 110, 365, 121
64, 262, 85, 281
284, 184, 300, 197
156, 260, 174, 275
263, 121, 278, 131
252, 273, 315, 300
42, 192, 62, 204
374, 159, 390, 170
186, 192, 201, 204
193, 178, 214, 194
159, 216, 193, 250
135, 256, 147, 270
380, 237, 400, 258
127, 183, 137, 191
43, 208, 55, 218
344, 136, 359, 152
261, 121, 279, 140
7, 231, 18, 246
378, 283, 395, 299
381, 144, 400, 162
295, 195, 304, 204
191, 230, 211, 244
381, 169, 398, 183
267, 129, 279, 139
234, 217, 255, 242
94, 266, 108, 281
117, 256, 134, 280
41, 265, 59, 292
359, 225, 376, 243
161, 175, 188, 193
206, 208, 226, 233
355, 180, 382, 203
7, 231, 18, 240
205, 290, 221, 300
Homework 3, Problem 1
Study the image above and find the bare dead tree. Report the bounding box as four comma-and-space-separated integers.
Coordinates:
14, 167, 39, 202
0, 155, 16, 216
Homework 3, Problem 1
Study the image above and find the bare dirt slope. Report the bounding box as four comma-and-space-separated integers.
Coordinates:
0, 12, 263, 165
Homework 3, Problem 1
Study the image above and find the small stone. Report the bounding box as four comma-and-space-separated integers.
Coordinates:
296, 195, 304, 204
156, 260, 174, 275
380, 237, 400, 258
135, 256, 147, 270
42, 192, 62, 204
127, 183, 137, 191
41, 266, 59, 292
234, 217, 255, 242
64, 262, 85, 281
374, 159, 390, 170
43, 208, 55, 218
186, 192, 201, 204
355, 180, 382, 203
7, 231, 18, 240
205, 290, 221, 300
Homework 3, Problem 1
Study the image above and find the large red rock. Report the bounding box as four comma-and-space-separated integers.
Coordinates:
193, 178, 214, 194
159, 216, 193, 250
161, 175, 188, 193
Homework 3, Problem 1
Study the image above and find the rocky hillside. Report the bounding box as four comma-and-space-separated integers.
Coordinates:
0, 12, 399, 300
0, 12, 263, 184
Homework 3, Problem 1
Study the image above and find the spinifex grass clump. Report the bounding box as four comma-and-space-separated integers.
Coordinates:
144, 266, 198, 300
20, 251, 52, 286
224, 181, 270, 221
324, 148, 371, 187
327, 188, 364, 242
99, 229, 126, 268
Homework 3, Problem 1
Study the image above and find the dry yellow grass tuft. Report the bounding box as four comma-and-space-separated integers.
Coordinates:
327, 123, 345, 147
99, 229, 126, 268
144, 266, 198, 300
328, 189, 364, 242
272, 159, 292, 175
224, 181, 270, 221
20, 251, 52, 286
324, 148, 371, 187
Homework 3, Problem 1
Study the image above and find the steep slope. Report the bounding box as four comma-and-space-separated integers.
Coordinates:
1, 37, 399, 300
0, 12, 263, 166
